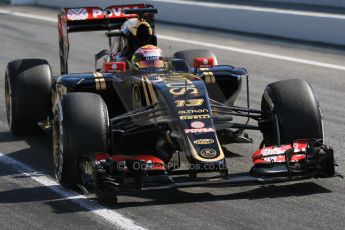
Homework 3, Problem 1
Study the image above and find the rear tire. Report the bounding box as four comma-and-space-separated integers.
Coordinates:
173, 49, 218, 67
5, 59, 52, 134
260, 79, 323, 146
53, 93, 108, 188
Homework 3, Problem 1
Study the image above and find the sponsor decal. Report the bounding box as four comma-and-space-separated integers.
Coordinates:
193, 58, 215, 68
178, 109, 208, 114
92, 9, 104, 18
190, 121, 205, 129
103, 62, 126, 73
261, 148, 284, 156
169, 87, 197, 96
193, 139, 215, 145
67, 8, 89, 21
200, 149, 217, 158
66, 5, 145, 21
180, 114, 210, 120
167, 80, 198, 96
292, 142, 307, 152
175, 99, 204, 107
92, 6, 139, 19
185, 128, 215, 134
145, 56, 159, 60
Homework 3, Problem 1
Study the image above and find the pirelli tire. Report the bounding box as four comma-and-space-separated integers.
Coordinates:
53, 93, 108, 188
173, 49, 218, 67
5, 59, 52, 134
260, 79, 323, 146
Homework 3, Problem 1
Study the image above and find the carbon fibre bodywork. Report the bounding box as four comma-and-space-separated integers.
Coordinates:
53, 65, 243, 168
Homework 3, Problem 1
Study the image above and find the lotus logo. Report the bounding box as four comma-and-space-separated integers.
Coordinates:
200, 149, 217, 158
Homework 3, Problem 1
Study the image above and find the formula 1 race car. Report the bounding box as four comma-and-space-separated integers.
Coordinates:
4, 4, 337, 198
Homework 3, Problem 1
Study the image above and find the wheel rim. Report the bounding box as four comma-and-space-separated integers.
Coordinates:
53, 112, 64, 181
5, 74, 13, 128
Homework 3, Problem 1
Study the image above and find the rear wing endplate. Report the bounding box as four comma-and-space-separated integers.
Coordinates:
58, 4, 153, 74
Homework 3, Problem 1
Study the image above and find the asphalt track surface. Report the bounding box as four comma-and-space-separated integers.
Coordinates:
0, 5, 345, 230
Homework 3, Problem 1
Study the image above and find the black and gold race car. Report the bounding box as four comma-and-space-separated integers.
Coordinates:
4, 4, 337, 198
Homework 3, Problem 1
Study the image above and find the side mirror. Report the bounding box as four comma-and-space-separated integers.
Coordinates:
95, 49, 110, 71
193, 57, 215, 68
103, 62, 127, 73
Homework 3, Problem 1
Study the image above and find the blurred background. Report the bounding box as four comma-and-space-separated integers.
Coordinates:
6, 0, 345, 46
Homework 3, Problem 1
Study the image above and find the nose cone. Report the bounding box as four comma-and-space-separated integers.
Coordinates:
153, 74, 225, 164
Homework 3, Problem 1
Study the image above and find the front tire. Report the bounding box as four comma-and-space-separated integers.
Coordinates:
53, 93, 108, 188
260, 79, 323, 146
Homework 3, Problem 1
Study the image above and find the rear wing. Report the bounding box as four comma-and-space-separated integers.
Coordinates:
58, 4, 154, 74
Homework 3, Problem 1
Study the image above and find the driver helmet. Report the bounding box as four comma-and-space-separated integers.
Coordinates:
132, 45, 166, 72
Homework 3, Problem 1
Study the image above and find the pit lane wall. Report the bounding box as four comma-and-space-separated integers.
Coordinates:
256, 0, 345, 8
11, 0, 345, 46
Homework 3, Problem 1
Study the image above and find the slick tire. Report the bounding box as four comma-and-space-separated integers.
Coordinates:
260, 79, 323, 146
53, 93, 108, 188
5, 59, 52, 134
173, 49, 218, 67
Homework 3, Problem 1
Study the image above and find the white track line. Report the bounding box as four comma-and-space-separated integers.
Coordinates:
0, 9, 57, 22
0, 153, 147, 230
1, 8, 345, 71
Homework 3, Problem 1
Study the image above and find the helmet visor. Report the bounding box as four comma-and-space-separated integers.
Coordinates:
137, 59, 164, 69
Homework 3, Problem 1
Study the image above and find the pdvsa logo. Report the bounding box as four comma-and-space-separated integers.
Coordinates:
92, 7, 139, 18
